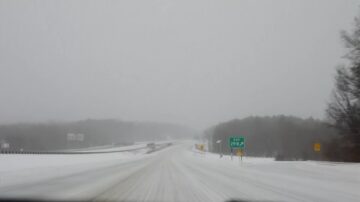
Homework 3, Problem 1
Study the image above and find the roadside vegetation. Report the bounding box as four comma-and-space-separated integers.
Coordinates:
205, 13, 360, 162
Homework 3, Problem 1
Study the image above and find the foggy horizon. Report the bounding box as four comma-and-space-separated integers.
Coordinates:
1, 0, 359, 130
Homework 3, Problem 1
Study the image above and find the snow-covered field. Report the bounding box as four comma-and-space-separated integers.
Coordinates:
0, 148, 149, 188
185, 148, 360, 201
0, 142, 359, 202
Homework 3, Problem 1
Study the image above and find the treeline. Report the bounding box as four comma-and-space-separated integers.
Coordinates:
0, 119, 196, 151
204, 116, 338, 161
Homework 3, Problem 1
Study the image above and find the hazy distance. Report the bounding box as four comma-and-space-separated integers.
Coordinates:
0, 0, 359, 129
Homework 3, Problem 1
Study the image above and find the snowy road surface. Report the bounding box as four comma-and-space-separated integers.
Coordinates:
0, 142, 359, 202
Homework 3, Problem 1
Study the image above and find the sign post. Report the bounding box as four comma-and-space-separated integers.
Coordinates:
229, 136, 245, 162
236, 149, 243, 163
216, 140, 222, 158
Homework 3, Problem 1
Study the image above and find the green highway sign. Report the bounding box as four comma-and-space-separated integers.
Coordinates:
229, 136, 245, 149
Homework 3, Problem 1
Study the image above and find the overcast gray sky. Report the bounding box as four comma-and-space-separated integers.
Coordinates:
0, 0, 359, 129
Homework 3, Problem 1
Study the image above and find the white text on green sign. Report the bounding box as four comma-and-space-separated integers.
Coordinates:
229, 137, 245, 149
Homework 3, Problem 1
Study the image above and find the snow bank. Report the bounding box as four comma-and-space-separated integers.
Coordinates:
0, 149, 148, 188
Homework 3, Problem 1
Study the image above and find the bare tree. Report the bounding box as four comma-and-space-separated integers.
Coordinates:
327, 14, 360, 152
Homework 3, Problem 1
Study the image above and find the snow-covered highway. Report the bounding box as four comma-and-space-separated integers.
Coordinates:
0, 142, 359, 202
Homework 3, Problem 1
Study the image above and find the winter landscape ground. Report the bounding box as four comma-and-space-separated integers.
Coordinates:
0, 141, 359, 202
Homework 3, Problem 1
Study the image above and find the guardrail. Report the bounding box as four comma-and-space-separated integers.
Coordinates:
0, 142, 172, 155
146, 142, 172, 154
0, 147, 147, 155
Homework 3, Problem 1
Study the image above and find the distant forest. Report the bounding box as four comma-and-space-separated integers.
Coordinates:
204, 116, 339, 161
0, 119, 196, 151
